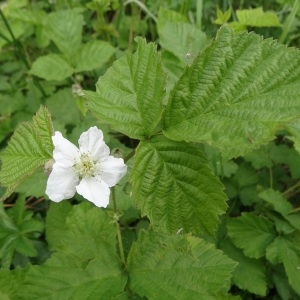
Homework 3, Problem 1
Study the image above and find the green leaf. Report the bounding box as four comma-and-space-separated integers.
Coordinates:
85, 37, 167, 139
45, 201, 72, 251
47, 202, 116, 260
236, 7, 281, 27
163, 25, 300, 158
127, 230, 237, 299
30, 54, 74, 81
0, 106, 54, 200
46, 10, 83, 58
157, 8, 209, 63
22, 202, 127, 299
0, 197, 43, 268
131, 135, 227, 238
46, 88, 81, 124
74, 40, 115, 72
259, 189, 300, 230
220, 237, 267, 296
266, 233, 300, 295
0, 268, 26, 299
21, 253, 127, 300
227, 213, 277, 259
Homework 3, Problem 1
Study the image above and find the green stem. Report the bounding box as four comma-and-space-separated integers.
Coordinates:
196, 0, 203, 29
269, 167, 273, 189
124, 0, 157, 23
279, 0, 300, 44
111, 187, 126, 265
282, 180, 300, 197
124, 149, 135, 163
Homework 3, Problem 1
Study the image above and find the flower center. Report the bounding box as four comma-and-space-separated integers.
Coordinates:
75, 154, 95, 178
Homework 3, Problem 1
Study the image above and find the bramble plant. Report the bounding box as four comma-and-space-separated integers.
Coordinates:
1, 1, 300, 299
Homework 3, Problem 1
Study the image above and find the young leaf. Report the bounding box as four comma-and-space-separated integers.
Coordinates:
74, 40, 115, 72
85, 37, 167, 140
21, 252, 127, 299
220, 237, 267, 296
236, 7, 280, 27
30, 54, 74, 81
127, 230, 237, 299
227, 213, 277, 259
131, 135, 227, 238
46, 10, 83, 59
163, 25, 300, 158
0, 106, 54, 200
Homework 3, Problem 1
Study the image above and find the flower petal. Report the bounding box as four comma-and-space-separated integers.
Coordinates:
52, 132, 80, 167
46, 165, 79, 202
95, 156, 127, 187
78, 127, 109, 160
76, 177, 110, 207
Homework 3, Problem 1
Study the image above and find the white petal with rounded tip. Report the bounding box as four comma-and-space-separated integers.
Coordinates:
76, 177, 110, 207
78, 127, 109, 160
52, 132, 80, 167
96, 156, 127, 187
46, 165, 79, 201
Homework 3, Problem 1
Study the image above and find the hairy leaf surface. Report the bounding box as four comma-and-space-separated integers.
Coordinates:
85, 38, 166, 139
0, 106, 54, 200
163, 25, 300, 158
131, 135, 227, 237
227, 213, 276, 258
127, 230, 237, 299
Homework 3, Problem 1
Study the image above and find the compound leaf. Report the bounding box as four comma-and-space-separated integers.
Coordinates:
131, 135, 227, 238
0, 106, 54, 200
163, 25, 300, 158
127, 230, 237, 299
85, 37, 166, 140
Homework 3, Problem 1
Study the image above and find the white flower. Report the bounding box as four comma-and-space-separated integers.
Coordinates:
45, 126, 127, 208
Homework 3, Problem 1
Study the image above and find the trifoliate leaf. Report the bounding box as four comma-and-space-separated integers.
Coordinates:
85, 37, 167, 140
46, 10, 83, 59
163, 25, 300, 158
0, 106, 54, 200
74, 40, 115, 72
131, 135, 227, 238
157, 8, 209, 63
30, 54, 74, 81
227, 213, 276, 259
220, 237, 267, 296
127, 230, 237, 299
266, 233, 300, 295
236, 7, 281, 27
259, 189, 300, 230
20, 252, 127, 300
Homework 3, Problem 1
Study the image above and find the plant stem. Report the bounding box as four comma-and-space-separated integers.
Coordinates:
111, 187, 126, 265
124, 0, 157, 23
124, 148, 135, 163
282, 180, 300, 197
